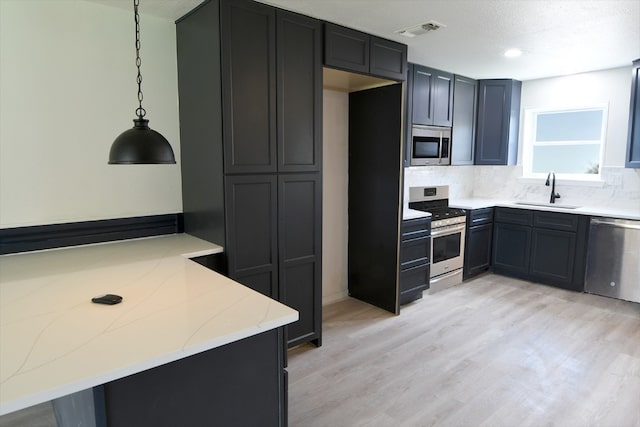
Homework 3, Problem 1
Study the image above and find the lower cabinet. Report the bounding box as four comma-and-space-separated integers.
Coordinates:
102, 329, 287, 427
463, 208, 493, 279
399, 217, 431, 304
493, 222, 532, 275
278, 174, 322, 347
225, 174, 322, 347
492, 207, 589, 291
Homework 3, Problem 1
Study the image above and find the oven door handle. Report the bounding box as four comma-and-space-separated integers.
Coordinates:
431, 223, 466, 237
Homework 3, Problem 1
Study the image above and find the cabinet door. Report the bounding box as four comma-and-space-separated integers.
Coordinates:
277, 11, 322, 173
475, 79, 521, 165
530, 228, 576, 287
432, 70, 454, 127
451, 75, 477, 165
370, 36, 407, 81
278, 173, 322, 347
411, 64, 434, 125
225, 175, 278, 299
464, 223, 493, 279
323, 23, 369, 74
221, 0, 277, 174
626, 59, 640, 168
492, 223, 531, 275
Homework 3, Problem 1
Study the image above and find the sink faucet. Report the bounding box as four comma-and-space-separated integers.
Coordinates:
545, 172, 561, 203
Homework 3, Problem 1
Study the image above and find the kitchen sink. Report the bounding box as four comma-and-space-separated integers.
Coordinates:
514, 202, 581, 209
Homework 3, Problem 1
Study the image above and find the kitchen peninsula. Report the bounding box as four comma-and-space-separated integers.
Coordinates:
0, 234, 297, 426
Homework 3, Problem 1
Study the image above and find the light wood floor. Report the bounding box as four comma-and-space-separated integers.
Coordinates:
288, 274, 640, 427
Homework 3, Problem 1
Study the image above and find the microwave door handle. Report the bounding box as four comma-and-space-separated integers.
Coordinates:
438, 132, 443, 164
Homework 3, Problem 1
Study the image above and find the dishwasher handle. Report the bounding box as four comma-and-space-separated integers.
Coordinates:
591, 218, 640, 230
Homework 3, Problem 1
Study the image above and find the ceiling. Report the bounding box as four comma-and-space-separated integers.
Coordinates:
86, 0, 640, 81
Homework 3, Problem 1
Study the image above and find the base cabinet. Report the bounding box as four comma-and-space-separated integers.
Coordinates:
399, 217, 431, 304
492, 207, 589, 291
101, 329, 287, 427
463, 208, 493, 279
493, 222, 531, 275
530, 228, 576, 286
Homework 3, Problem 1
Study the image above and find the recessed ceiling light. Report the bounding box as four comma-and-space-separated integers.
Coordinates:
504, 48, 522, 58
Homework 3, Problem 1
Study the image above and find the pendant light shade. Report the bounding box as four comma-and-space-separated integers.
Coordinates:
109, 119, 175, 164
108, 0, 176, 165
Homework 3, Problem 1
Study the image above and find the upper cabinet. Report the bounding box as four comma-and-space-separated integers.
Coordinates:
475, 79, 521, 165
409, 64, 454, 127
451, 74, 478, 165
221, 0, 277, 174
276, 10, 323, 173
626, 59, 640, 168
324, 22, 407, 81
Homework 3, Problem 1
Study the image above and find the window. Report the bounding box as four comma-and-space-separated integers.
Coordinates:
522, 106, 607, 181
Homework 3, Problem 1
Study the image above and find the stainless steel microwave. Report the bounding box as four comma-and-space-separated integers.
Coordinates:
410, 125, 451, 166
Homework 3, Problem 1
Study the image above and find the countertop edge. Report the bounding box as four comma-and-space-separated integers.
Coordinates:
448, 199, 640, 221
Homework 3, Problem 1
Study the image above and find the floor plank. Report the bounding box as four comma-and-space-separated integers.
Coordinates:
288, 274, 640, 427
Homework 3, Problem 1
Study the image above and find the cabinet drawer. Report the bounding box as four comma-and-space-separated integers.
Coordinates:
401, 217, 431, 241
469, 207, 493, 226
399, 263, 430, 293
494, 207, 533, 226
533, 211, 579, 232
400, 236, 430, 270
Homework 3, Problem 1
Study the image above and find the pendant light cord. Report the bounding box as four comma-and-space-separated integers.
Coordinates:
134, 0, 146, 120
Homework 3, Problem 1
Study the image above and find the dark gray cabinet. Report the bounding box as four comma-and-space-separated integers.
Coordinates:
451, 75, 478, 165
399, 217, 431, 305
463, 208, 492, 279
177, 0, 322, 348
324, 22, 407, 81
103, 329, 286, 427
492, 208, 589, 291
221, 0, 277, 174
277, 10, 322, 172
475, 79, 521, 165
225, 175, 279, 299
348, 83, 404, 314
626, 59, 640, 168
409, 64, 454, 127
278, 173, 322, 347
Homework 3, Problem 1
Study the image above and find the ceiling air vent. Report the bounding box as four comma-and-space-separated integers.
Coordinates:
395, 20, 446, 38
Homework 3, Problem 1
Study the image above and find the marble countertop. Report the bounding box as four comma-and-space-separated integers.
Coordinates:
0, 234, 298, 416
402, 208, 432, 221
450, 198, 640, 221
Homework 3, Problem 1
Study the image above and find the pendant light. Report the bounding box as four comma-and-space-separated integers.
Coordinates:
109, 0, 176, 164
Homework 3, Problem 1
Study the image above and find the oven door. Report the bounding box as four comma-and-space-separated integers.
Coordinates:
430, 222, 466, 278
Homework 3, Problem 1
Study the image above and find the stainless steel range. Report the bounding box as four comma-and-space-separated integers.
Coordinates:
408, 186, 466, 292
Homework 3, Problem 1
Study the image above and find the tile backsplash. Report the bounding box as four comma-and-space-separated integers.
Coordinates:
405, 165, 640, 211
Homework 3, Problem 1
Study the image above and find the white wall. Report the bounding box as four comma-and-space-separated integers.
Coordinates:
322, 90, 349, 305
406, 66, 640, 210
0, 0, 182, 228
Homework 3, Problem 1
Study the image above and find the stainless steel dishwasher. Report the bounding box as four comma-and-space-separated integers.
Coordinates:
585, 217, 640, 303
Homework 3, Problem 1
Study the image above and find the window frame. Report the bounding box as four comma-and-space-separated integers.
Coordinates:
522, 104, 608, 182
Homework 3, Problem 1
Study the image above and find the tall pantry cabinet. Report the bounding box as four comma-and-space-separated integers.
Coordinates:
176, 0, 322, 348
